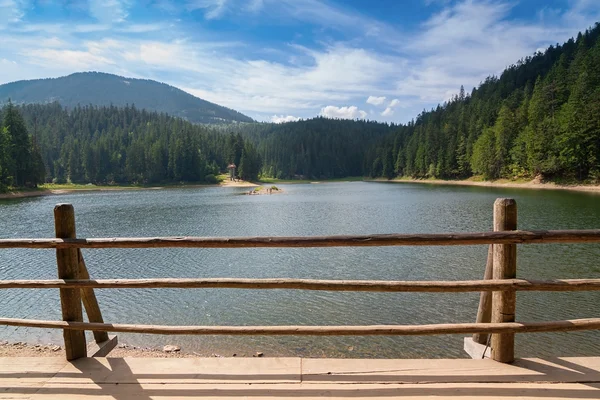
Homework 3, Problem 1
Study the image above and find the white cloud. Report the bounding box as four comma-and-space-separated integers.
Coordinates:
117, 23, 167, 33
366, 95, 386, 106
22, 48, 115, 69
381, 107, 394, 117
89, 0, 130, 23
271, 115, 300, 123
388, 98, 400, 107
320, 105, 367, 120
188, 0, 229, 19
0, 0, 27, 26
72, 24, 111, 33
247, 0, 263, 13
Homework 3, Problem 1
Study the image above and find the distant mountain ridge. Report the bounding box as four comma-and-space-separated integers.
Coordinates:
0, 72, 253, 124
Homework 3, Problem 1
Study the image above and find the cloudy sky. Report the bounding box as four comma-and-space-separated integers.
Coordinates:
1, 0, 599, 123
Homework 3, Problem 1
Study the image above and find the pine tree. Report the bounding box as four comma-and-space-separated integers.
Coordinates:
2, 102, 44, 187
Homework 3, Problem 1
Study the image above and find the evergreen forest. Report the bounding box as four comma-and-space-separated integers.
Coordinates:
0, 103, 261, 189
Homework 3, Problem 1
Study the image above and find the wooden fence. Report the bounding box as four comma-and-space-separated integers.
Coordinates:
0, 199, 599, 363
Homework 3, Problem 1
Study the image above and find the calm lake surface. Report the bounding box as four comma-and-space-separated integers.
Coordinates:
1, 182, 599, 358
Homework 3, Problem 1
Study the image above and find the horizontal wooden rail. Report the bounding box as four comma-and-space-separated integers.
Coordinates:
1, 278, 600, 292
2, 230, 600, 249
0, 317, 599, 335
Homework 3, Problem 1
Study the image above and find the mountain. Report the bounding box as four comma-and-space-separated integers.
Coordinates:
0, 72, 253, 124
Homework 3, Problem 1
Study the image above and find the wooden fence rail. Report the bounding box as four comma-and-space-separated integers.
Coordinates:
1, 317, 600, 336
0, 199, 598, 363
1, 277, 600, 291
1, 229, 600, 249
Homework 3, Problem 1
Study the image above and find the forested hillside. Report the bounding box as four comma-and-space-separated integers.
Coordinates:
233, 118, 394, 179
0, 103, 260, 188
0, 72, 253, 124
366, 23, 600, 182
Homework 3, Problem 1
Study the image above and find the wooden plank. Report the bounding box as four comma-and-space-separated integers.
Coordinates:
491, 198, 518, 363
473, 245, 494, 344
2, 277, 600, 291
2, 229, 600, 249
77, 250, 109, 343
0, 317, 599, 336
28, 382, 600, 400
54, 204, 87, 361
301, 357, 600, 383
0, 357, 598, 400
49, 357, 301, 384
86, 335, 118, 357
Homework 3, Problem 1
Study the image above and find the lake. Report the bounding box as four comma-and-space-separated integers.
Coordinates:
0, 182, 599, 358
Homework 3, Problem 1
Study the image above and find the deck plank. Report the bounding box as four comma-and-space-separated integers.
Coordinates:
0, 357, 599, 399
302, 357, 600, 383
25, 382, 600, 400
47, 357, 301, 384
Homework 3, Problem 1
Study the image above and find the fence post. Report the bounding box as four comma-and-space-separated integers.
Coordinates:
54, 204, 87, 360
78, 250, 110, 343
473, 244, 493, 345
491, 198, 517, 363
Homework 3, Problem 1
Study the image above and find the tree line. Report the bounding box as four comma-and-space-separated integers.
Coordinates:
0, 103, 261, 190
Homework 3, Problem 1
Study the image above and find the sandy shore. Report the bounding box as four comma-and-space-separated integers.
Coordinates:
0, 340, 262, 358
382, 178, 600, 194
0, 180, 262, 199
220, 179, 259, 188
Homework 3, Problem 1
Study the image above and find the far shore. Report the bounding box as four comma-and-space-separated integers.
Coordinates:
0, 180, 260, 199
375, 177, 600, 194
3, 176, 600, 199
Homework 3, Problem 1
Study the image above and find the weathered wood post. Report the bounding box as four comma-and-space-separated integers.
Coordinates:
54, 204, 87, 360
78, 250, 109, 343
473, 244, 494, 345
491, 198, 517, 363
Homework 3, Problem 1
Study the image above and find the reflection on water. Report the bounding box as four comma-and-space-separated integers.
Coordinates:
0, 182, 599, 358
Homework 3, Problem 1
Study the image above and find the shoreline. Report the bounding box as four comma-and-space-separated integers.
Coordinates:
373, 178, 600, 194
4, 177, 600, 199
0, 340, 265, 358
0, 180, 259, 199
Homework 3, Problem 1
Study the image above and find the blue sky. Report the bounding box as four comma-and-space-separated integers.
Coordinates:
1, 0, 599, 123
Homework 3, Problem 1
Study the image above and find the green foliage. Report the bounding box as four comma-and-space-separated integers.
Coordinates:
0, 102, 45, 189
238, 141, 261, 181
471, 127, 496, 179
204, 174, 218, 184
12, 103, 242, 185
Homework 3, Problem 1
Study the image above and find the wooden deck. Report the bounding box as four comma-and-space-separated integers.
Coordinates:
1, 356, 599, 399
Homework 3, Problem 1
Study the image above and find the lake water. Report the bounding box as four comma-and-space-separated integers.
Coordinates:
1, 182, 599, 358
